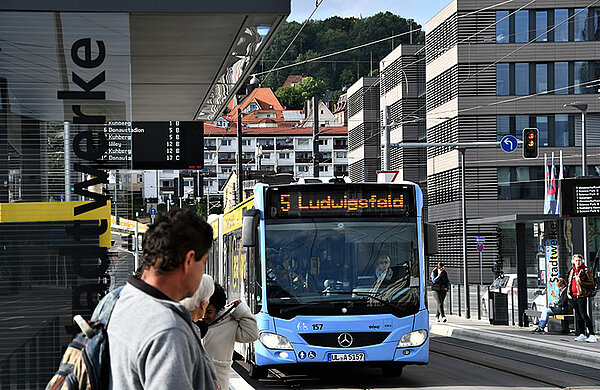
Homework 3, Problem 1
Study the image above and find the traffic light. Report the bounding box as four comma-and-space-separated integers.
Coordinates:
522, 128, 539, 159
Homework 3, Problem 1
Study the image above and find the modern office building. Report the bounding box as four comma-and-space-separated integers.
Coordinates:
425, 0, 600, 286
380, 44, 427, 210
347, 77, 381, 182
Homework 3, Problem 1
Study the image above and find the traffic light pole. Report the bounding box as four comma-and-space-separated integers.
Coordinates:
389, 140, 518, 319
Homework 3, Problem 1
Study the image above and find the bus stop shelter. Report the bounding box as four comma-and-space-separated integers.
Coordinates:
468, 214, 586, 327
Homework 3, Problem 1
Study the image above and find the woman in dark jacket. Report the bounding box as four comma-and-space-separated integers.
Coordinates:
532, 278, 570, 333
431, 262, 450, 322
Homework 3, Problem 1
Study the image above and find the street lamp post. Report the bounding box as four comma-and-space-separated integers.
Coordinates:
564, 102, 589, 261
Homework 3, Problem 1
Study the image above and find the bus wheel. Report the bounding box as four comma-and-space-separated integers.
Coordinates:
249, 363, 268, 379
381, 365, 403, 377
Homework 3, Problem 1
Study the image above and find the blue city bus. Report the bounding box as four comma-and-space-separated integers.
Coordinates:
210, 181, 437, 378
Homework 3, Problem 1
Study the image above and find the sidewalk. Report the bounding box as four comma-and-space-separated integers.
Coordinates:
429, 313, 600, 369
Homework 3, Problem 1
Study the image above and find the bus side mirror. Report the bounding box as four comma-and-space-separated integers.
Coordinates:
242, 209, 260, 247
424, 222, 438, 256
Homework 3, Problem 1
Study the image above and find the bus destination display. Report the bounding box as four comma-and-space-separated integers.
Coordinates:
561, 177, 600, 217
266, 185, 415, 218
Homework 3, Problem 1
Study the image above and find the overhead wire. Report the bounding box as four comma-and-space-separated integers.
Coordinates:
261, 0, 326, 85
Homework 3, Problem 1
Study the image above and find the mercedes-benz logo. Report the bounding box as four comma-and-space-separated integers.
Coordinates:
338, 332, 353, 348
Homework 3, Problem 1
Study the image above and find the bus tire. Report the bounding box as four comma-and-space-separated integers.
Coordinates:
381, 365, 403, 377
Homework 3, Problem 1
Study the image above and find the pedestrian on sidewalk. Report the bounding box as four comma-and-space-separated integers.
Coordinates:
107, 208, 219, 389
181, 274, 215, 337
532, 278, 570, 333
431, 262, 450, 322
568, 254, 597, 343
203, 283, 259, 390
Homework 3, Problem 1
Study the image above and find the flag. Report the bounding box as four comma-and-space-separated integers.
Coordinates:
544, 153, 558, 214
543, 154, 550, 214
556, 150, 563, 214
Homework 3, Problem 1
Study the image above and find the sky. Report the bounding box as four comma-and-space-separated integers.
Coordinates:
288, 0, 453, 30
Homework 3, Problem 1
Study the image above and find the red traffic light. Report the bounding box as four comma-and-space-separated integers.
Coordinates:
522, 128, 538, 159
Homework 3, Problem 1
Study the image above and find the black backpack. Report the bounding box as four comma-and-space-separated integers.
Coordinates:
45, 286, 123, 390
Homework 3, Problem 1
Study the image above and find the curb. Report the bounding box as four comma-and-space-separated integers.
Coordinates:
430, 323, 600, 369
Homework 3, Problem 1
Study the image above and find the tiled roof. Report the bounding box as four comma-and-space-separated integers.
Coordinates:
282, 75, 305, 88
227, 88, 284, 121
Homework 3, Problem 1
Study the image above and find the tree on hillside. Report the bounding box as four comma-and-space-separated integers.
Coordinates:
275, 86, 303, 109
296, 77, 327, 102
261, 12, 424, 91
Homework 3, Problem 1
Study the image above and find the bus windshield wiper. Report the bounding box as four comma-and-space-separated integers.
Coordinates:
320, 290, 400, 310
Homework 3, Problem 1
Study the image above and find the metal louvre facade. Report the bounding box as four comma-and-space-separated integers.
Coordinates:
425, 0, 600, 287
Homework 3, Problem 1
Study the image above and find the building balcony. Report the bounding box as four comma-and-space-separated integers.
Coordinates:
295, 157, 312, 163
202, 172, 217, 177
160, 186, 176, 192
276, 144, 294, 150
320, 158, 332, 164
333, 144, 348, 150
204, 145, 216, 150
218, 158, 236, 164
242, 158, 255, 163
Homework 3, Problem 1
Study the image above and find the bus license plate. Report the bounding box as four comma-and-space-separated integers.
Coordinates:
328, 353, 365, 362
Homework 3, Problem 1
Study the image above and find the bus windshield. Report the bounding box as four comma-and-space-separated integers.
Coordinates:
264, 218, 420, 318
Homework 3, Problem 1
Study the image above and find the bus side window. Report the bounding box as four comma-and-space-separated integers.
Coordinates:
252, 226, 262, 313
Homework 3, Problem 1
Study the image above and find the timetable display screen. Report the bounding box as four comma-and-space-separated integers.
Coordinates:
131, 121, 203, 169
561, 177, 600, 217
266, 184, 416, 218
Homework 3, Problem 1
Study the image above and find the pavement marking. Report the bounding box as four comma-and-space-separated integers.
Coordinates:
229, 367, 254, 390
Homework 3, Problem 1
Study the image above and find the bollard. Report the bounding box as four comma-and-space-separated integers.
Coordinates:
511, 287, 515, 326
449, 285, 453, 315
458, 284, 462, 317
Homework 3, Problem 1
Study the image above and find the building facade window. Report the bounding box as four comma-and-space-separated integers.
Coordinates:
515, 63, 529, 95
336, 151, 348, 158
535, 63, 548, 93
536, 11, 548, 42
204, 138, 216, 146
555, 62, 569, 94
242, 139, 253, 146
278, 152, 290, 159
221, 139, 232, 146
496, 10, 510, 43
278, 166, 293, 173
497, 8, 600, 43
497, 63, 510, 95
555, 9, 569, 42
497, 61, 600, 95
297, 165, 309, 172
497, 166, 544, 200
514, 10, 529, 43
297, 138, 310, 146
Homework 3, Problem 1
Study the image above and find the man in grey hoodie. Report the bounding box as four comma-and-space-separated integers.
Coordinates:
108, 209, 219, 390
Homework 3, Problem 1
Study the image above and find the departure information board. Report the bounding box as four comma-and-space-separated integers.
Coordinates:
131, 121, 203, 169
100, 121, 203, 169
266, 184, 416, 218
561, 177, 600, 217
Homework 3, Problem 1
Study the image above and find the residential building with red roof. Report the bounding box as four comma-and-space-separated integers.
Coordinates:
282, 75, 305, 88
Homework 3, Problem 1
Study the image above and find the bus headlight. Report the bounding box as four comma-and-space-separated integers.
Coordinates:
397, 329, 428, 348
259, 332, 294, 350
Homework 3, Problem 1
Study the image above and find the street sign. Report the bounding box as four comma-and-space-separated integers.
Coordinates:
475, 237, 485, 243
500, 135, 518, 153
477, 243, 484, 252
538, 245, 545, 253
150, 208, 157, 216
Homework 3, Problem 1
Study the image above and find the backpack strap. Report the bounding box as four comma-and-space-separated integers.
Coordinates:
91, 285, 125, 324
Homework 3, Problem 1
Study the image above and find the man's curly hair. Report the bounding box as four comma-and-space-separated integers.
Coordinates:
142, 208, 213, 274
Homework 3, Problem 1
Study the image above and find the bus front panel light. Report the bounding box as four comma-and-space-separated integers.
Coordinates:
259, 332, 294, 350
397, 329, 428, 348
